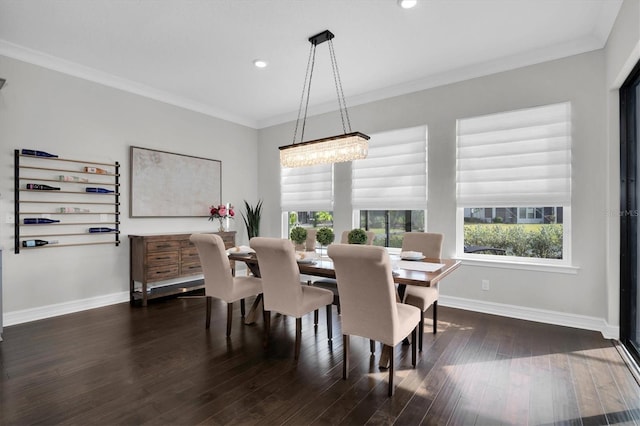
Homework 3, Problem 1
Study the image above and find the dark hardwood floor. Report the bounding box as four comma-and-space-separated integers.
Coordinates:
1, 294, 639, 425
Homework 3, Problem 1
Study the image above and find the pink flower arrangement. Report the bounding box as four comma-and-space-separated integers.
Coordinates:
209, 204, 235, 221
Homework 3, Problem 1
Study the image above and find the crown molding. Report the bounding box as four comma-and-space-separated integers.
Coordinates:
257, 35, 606, 129
0, 34, 607, 131
0, 39, 258, 129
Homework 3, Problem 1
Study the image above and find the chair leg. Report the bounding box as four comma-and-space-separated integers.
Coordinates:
388, 345, 395, 397
295, 317, 302, 360
411, 326, 417, 367
205, 296, 212, 329
326, 304, 332, 341
370, 339, 376, 354
240, 298, 246, 318
433, 301, 438, 334
314, 309, 319, 327
419, 311, 424, 352
226, 302, 233, 337
343, 335, 350, 379
263, 310, 271, 348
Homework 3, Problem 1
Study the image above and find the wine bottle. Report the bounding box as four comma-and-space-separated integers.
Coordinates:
85, 187, 115, 193
21, 149, 58, 158
22, 239, 59, 247
26, 183, 60, 190
58, 207, 90, 213
89, 227, 118, 233
24, 218, 60, 224
59, 175, 88, 182
84, 166, 108, 174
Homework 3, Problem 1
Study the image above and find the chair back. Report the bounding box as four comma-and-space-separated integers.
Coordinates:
328, 244, 399, 343
340, 230, 376, 245
305, 228, 317, 251
402, 232, 444, 258
250, 237, 303, 314
189, 234, 234, 300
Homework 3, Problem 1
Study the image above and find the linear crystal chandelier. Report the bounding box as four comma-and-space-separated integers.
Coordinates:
279, 30, 369, 168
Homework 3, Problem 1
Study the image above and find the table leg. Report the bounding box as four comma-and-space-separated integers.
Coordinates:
244, 293, 263, 325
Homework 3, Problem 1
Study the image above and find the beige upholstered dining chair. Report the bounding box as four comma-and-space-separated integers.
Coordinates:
313, 229, 376, 313
305, 228, 317, 251
250, 237, 334, 360
189, 234, 263, 337
401, 232, 444, 351
328, 244, 420, 396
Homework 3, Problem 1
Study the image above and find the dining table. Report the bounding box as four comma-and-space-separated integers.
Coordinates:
228, 250, 461, 368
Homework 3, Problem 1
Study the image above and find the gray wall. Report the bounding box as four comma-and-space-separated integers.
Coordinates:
0, 55, 259, 323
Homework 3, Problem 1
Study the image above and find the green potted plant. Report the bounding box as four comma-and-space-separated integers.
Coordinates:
241, 200, 263, 239
290, 226, 308, 251
316, 227, 335, 256
347, 228, 368, 244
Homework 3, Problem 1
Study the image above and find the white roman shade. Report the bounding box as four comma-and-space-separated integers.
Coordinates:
352, 125, 427, 210
281, 164, 333, 211
457, 102, 571, 207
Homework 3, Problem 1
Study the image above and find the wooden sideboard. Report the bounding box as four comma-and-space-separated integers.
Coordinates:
129, 231, 236, 306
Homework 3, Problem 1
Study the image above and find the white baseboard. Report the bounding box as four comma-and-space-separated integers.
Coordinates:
3, 291, 129, 327
439, 295, 619, 340
3, 291, 619, 341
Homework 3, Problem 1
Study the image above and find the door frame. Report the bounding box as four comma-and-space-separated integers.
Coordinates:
620, 59, 640, 366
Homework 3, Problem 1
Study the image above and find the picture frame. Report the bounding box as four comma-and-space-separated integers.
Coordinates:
129, 146, 222, 217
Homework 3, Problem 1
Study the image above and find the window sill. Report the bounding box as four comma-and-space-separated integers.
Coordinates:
456, 256, 579, 274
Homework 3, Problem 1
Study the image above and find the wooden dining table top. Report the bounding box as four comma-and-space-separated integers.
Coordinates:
228, 252, 460, 287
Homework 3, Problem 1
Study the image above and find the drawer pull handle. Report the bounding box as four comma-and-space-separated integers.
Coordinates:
155, 256, 172, 260
154, 270, 171, 274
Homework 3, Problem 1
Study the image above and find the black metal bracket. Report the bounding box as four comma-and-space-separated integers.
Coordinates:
309, 30, 334, 46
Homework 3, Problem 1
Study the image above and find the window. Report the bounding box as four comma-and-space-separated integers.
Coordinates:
281, 163, 333, 238
456, 102, 571, 262
352, 125, 427, 247
286, 210, 334, 237
359, 210, 424, 247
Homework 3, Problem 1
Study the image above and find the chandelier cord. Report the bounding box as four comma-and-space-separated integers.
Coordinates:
300, 44, 317, 144
292, 43, 315, 145
328, 39, 352, 134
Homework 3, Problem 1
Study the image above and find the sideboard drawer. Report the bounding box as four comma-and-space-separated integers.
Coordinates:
181, 262, 203, 276
147, 240, 181, 252
147, 251, 179, 267
145, 264, 180, 281
180, 247, 200, 264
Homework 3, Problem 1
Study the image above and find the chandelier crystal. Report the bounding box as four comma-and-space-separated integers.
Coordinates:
279, 30, 369, 168
279, 132, 369, 168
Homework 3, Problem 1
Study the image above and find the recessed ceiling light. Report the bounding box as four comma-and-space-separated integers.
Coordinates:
253, 59, 268, 68
398, 0, 417, 9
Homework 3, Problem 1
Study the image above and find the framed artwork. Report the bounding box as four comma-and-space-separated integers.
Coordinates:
129, 146, 221, 217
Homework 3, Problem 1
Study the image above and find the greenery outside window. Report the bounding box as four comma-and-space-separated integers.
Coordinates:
286, 210, 334, 237
464, 206, 563, 259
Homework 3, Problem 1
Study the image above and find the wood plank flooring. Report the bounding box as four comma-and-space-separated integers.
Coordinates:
1, 295, 639, 425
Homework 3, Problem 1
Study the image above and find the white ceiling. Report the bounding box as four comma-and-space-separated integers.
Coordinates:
0, 0, 623, 129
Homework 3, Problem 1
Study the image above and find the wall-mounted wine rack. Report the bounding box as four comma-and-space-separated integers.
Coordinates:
14, 149, 120, 253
